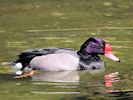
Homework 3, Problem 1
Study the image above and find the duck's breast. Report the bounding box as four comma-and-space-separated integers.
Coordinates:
30, 53, 80, 71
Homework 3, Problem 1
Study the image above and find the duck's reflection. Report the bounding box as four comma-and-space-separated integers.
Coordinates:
104, 72, 133, 99
31, 68, 105, 83
31, 71, 79, 82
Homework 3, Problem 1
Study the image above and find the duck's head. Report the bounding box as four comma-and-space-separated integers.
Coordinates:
78, 37, 120, 62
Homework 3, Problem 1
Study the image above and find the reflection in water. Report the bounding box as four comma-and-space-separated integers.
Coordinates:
104, 72, 133, 99
32, 71, 80, 83
71, 71, 133, 100
31, 69, 105, 96
78, 69, 106, 99
31, 70, 103, 96
104, 72, 120, 88
31, 68, 105, 83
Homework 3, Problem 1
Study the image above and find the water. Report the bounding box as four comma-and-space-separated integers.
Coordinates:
0, 0, 133, 99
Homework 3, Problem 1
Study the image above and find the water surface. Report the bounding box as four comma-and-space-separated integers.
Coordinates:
0, 0, 133, 100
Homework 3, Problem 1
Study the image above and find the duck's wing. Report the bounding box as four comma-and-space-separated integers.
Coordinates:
18, 48, 76, 58
14, 48, 59, 67
19, 48, 58, 58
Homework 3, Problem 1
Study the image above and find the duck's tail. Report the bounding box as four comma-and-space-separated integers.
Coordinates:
14, 51, 44, 69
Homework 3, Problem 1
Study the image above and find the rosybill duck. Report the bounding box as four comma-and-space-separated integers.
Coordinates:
12, 37, 120, 78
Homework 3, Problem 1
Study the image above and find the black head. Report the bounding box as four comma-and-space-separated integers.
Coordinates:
77, 37, 120, 62
77, 37, 106, 57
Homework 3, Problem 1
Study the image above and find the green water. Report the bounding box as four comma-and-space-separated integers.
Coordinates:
0, 0, 133, 99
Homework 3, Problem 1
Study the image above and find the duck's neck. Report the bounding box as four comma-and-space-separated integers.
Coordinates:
77, 50, 102, 67
78, 54, 103, 70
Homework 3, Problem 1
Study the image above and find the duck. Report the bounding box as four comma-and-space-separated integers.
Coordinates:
12, 37, 120, 78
